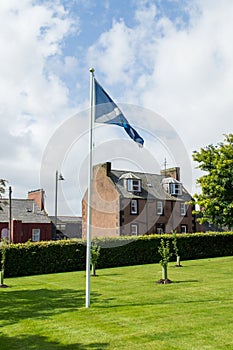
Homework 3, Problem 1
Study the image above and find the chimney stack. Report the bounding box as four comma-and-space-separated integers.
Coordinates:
160, 167, 180, 181
28, 189, 45, 210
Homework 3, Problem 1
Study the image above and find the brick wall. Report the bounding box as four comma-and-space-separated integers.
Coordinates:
82, 163, 120, 239
10, 220, 53, 243
28, 189, 45, 210
120, 198, 194, 235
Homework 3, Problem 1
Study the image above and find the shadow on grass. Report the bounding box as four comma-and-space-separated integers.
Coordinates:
0, 288, 101, 327
173, 280, 199, 284
0, 334, 109, 350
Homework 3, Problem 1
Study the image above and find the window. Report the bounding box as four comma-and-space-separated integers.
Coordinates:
57, 224, 66, 231
130, 223, 138, 235
169, 182, 182, 196
157, 201, 163, 215
32, 228, 40, 241
156, 223, 165, 234
130, 199, 138, 214
181, 225, 187, 233
127, 179, 141, 192
180, 203, 187, 216
1, 228, 9, 241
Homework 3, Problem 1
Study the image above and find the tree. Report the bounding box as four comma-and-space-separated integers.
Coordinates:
0, 179, 7, 210
192, 134, 233, 230
90, 244, 101, 276
0, 241, 8, 287
172, 231, 182, 267
0, 180, 8, 287
157, 238, 172, 284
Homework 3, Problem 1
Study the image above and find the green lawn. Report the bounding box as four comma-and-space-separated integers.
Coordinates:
1, 256, 233, 350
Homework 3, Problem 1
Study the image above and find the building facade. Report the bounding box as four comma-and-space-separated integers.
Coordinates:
0, 189, 52, 243
82, 162, 200, 238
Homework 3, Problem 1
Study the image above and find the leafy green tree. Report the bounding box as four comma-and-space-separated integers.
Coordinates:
91, 244, 101, 276
192, 134, 233, 229
157, 239, 172, 284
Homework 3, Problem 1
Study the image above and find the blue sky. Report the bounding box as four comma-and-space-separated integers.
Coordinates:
44, 0, 194, 104
1, 0, 233, 215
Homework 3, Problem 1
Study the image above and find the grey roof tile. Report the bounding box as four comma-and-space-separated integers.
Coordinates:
0, 199, 51, 223
110, 169, 191, 201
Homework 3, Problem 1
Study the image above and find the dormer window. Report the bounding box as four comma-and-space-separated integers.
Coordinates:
169, 182, 182, 196
127, 179, 141, 193
162, 177, 182, 196
119, 172, 141, 193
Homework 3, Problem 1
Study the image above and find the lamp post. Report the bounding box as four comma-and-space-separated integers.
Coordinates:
54, 170, 64, 239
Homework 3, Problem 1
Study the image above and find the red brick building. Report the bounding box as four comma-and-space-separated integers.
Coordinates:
0, 189, 52, 243
82, 162, 200, 238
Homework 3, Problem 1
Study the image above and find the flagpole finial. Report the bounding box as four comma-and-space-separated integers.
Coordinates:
89, 67, 95, 73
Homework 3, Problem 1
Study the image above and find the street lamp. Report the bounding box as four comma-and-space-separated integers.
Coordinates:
54, 170, 64, 239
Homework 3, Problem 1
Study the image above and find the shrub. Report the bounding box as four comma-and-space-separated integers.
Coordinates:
0, 240, 86, 277
1, 232, 233, 278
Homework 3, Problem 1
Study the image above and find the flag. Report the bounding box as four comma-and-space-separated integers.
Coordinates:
94, 78, 144, 147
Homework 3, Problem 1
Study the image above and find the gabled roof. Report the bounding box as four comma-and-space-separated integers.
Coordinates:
110, 169, 191, 201
119, 172, 140, 180
0, 199, 51, 223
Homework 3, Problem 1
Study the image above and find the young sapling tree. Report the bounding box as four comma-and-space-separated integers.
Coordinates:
157, 238, 173, 284
91, 244, 101, 276
172, 230, 182, 267
0, 241, 8, 288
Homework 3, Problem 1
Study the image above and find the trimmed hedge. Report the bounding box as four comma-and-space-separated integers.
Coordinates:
95, 232, 233, 269
1, 232, 233, 278
1, 240, 86, 278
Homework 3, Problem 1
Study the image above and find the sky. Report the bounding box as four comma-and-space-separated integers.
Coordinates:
1, 0, 233, 216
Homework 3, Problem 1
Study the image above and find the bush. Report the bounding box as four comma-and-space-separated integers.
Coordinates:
1, 232, 233, 277
0, 240, 86, 277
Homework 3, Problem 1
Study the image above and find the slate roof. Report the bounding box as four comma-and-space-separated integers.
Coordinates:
50, 216, 82, 224
49, 216, 82, 239
0, 199, 51, 223
110, 169, 191, 201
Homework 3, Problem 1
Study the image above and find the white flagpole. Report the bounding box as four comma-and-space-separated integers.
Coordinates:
86, 67, 95, 308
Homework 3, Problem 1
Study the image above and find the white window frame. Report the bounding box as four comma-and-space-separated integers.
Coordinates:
127, 179, 141, 192
169, 183, 182, 196
181, 225, 187, 233
157, 201, 163, 215
180, 202, 187, 216
130, 199, 138, 214
130, 223, 138, 235
32, 228, 40, 242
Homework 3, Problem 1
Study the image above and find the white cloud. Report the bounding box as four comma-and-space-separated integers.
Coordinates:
2, 0, 233, 215
87, 0, 233, 188
0, 0, 78, 197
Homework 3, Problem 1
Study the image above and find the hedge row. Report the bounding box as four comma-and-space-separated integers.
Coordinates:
1, 232, 233, 278
1, 240, 86, 277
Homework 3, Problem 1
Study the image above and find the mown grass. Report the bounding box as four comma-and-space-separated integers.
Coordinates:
1, 256, 233, 349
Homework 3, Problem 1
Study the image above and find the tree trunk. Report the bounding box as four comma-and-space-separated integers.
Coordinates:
91, 264, 96, 276
176, 256, 181, 266
162, 264, 168, 280
0, 270, 4, 285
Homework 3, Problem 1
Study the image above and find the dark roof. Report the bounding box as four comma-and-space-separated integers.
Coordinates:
0, 199, 51, 223
49, 216, 82, 239
49, 216, 82, 224
110, 169, 191, 201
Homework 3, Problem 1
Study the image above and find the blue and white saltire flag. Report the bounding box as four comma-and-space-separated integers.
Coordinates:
94, 78, 144, 147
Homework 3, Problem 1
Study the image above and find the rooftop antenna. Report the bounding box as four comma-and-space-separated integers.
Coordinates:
163, 157, 167, 178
